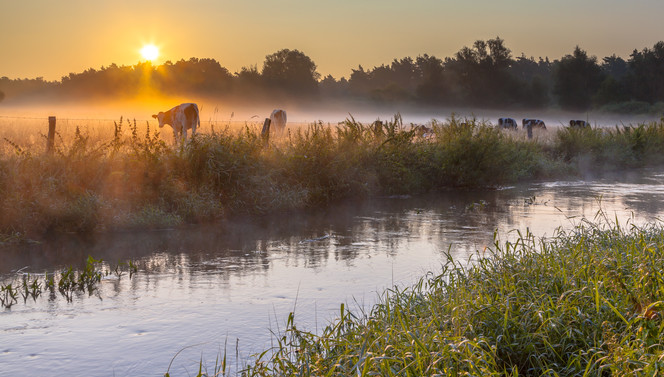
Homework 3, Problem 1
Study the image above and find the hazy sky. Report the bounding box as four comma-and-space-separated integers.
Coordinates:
1, 0, 662, 81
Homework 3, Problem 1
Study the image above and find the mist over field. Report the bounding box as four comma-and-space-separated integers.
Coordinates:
1, 38, 663, 132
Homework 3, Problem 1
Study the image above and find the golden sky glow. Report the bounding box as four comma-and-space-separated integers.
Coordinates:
0, 0, 662, 81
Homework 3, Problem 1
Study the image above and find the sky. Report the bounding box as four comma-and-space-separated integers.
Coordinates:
1, 0, 662, 81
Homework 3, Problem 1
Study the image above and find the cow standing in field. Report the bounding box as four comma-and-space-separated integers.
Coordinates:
270, 109, 287, 134
522, 119, 546, 129
498, 117, 518, 129
412, 124, 433, 138
569, 120, 590, 129
152, 103, 200, 142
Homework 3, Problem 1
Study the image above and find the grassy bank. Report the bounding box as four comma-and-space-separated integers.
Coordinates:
238, 218, 664, 376
1, 115, 664, 239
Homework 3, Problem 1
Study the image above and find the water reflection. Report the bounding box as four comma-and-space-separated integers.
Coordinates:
2, 170, 664, 377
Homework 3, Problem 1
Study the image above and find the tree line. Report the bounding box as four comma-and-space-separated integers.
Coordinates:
1, 38, 663, 112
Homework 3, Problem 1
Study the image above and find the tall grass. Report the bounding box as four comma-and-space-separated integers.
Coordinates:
241, 217, 664, 376
554, 120, 664, 169
1, 115, 664, 239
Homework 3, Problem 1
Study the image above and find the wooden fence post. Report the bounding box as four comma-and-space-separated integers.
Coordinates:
261, 118, 271, 146
47, 116, 56, 153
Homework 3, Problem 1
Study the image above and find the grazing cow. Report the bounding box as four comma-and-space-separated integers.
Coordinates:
269, 109, 287, 133
498, 117, 518, 129
412, 124, 433, 138
152, 103, 200, 142
569, 120, 590, 129
522, 118, 546, 130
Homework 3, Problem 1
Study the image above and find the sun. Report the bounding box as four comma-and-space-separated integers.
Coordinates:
140, 44, 159, 61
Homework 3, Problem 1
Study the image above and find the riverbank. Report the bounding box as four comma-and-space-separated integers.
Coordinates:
237, 218, 664, 376
2, 115, 664, 240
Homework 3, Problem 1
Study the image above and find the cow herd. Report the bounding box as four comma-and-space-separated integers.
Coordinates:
151, 102, 592, 143
497, 117, 592, 130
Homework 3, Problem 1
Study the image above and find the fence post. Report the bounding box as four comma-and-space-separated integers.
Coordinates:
261, 118, 271, 146
47, 116, 56, 153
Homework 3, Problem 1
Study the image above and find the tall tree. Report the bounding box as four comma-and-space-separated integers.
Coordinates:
262, 49, 320, 94
447, 36, 517, 106
414, 54, 448, 104
627, 41, 664, 103
553, 46, 604, 111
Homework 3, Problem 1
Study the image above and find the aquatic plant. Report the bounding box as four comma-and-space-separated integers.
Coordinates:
0, 256, 140, 308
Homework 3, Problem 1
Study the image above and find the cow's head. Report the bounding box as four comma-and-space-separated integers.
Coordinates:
152, 112, 165, 128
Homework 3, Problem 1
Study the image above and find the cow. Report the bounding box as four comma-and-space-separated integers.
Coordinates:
569, 120, 590, 129
269, 109, 287, 134
498, 117, 518, 129
152, 103, 200, 142
522, 118, 546, 130
412, 124, 433, 138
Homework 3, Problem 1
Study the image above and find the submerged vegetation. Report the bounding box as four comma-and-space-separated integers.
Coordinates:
237, 218, 664, 376
0, 256, 138, 308
1, 115, 664, 239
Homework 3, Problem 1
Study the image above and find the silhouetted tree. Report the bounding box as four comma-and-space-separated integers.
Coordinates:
414, 54, 448, 104
233, 65, 262, 96
319, 74, 348, 97
3, 40, 664, 109
553, 46, 604, 111
348, 65, 371, 96
627, 41, 664, 102
447, 37, 519, 106
602, 55, 629, 79
262, 49, 320, 94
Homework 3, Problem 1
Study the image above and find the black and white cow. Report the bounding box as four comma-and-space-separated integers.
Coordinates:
522, 118, 546, 130
152, 103, 200, 142
498, 117, 518, 129
412, 124, 433, 138
569, 120, 590, 129
269, 109, 287, 133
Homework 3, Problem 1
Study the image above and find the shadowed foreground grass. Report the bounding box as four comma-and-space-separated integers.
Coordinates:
230, 218, 664, 376
2, 115, 664, 239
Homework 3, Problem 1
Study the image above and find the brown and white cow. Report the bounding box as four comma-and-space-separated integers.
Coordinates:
152, 103, 200, 142
270, 109, 287, 133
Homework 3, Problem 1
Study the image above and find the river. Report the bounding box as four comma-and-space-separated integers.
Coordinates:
2, 169, 664, 376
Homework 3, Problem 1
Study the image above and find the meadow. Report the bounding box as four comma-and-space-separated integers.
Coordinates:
1, 114, 664, 240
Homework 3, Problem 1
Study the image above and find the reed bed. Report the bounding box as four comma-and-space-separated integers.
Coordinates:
239, 217, 664, 376
1, 115, 664, 239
